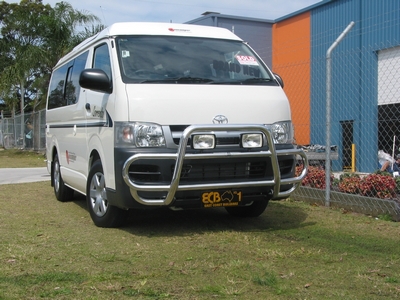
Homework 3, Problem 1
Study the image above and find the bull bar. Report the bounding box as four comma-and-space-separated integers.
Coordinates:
122, 124, 308, 206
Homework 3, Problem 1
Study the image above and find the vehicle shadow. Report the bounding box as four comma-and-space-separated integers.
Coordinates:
121, 201, 312, 237
72, 194, 312, 236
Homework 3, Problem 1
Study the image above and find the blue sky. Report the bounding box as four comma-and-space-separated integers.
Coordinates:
41, 0, 322, 25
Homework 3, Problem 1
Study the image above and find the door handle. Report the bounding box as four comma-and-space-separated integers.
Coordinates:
85, 103, 91, 110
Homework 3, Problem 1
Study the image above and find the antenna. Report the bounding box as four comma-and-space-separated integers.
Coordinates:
100, 6, 108, 26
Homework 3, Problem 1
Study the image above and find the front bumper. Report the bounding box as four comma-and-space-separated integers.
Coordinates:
117, 124, 307, 207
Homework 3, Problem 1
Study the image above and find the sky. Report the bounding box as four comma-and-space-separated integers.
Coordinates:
38, 0, 323, 26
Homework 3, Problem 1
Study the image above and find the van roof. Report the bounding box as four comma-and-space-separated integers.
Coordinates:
57, 22, 243, 66
104, 22, 242, 40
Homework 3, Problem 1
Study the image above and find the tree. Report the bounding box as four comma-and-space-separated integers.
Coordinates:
0, 0, 51, 116
42, 1, 102, 74
0, 0, 103, 149
0, 0, 103, 115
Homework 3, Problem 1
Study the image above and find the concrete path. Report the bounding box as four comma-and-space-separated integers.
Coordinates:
0, 167, 50, 185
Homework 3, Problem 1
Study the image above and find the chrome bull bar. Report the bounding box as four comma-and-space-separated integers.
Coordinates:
122, 124, 308, 206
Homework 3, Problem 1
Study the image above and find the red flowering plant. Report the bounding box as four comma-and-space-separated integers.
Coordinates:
296, 164, 398, 199
295, 164, 305, 177
301, 165, 334, 190
358, 173, 396, 199
338, 173, 362, 194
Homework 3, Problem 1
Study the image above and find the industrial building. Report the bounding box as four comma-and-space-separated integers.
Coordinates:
187, 0, 400, 173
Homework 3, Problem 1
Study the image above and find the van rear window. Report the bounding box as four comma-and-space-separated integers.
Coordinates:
116, 36, 276, 85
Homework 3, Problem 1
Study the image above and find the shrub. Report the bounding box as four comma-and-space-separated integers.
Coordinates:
358, 173, 396, 199
295, 164, 305, 177
298, 165, 398, 199
338, 174, 361, 194
301, 166, 334, 190
395, 176, 400, 194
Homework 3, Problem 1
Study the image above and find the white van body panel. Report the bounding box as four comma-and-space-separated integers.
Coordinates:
83, 87, 114, 190
125, 85, 291, 124
46, 100, 88, 192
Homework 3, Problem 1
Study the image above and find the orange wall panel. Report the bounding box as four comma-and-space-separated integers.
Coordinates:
272, 12, 311, 145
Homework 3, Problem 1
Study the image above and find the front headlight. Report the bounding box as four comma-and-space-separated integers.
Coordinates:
192, 134, 215, 149
115, 122, 165, 147
265, 121, 293, 144
241, 133, 263, 148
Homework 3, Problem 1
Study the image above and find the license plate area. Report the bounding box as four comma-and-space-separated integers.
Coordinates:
201, 190, 242, 208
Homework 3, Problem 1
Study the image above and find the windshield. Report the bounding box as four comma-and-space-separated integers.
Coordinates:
116, 36, 277, 85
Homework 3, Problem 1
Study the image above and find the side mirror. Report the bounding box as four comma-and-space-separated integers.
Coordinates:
79, 69, 112, 94
273, 73, 284, 88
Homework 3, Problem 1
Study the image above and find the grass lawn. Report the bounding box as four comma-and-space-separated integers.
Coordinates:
0, 148, 46, 168
1, 148, 400, 299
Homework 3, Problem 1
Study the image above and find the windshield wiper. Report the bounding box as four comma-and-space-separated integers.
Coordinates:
210, 78, 273, 85
169, 76, 214, 84
241, 78, 272, 83
136, 76, 214, 84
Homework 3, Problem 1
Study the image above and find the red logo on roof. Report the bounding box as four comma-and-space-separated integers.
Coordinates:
168, 28, 190, 32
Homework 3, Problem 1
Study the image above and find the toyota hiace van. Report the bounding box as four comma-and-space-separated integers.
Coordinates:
46, 22, 308, 227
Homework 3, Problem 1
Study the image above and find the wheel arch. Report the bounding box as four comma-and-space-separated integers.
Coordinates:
87, 132, 114, 189
50, 145, 59, 187
88, 149, 101, 172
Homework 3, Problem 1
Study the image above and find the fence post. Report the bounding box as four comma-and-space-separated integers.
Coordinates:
325, 21, 355, 207
0, 115, 3, 148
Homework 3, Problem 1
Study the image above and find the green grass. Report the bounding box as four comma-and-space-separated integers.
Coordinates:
1, 148, 400, 299
0, 148, 46, 168
1, 181, 399, 299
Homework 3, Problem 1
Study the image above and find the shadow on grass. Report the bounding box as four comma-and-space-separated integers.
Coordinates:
126, 201, 311, 236
71, 193, 311, 236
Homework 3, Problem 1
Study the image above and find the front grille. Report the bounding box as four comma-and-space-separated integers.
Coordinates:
127, 124, 295, 185
128, 158, 295, 184
216, 137, 240, 145
174, 161, 267, 183
128, 164, 161, 182
279, 159, 293, 175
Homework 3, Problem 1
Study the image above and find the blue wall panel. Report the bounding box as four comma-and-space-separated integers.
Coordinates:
310, 0, 400, 172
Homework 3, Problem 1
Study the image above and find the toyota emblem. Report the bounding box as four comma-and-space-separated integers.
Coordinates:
212, 115, 228, 124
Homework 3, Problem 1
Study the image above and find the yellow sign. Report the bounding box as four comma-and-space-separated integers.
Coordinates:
202, 191, 242, 208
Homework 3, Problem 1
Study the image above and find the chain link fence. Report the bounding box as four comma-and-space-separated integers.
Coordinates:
274, 15, 400, 220
0, 109, 46, 152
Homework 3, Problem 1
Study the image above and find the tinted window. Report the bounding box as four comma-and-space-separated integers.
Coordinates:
47, 64, 69, 109
66, 52, 88, 105
47, 51, 88, 110
116, 36, 275, 85
93, 43, 112, 80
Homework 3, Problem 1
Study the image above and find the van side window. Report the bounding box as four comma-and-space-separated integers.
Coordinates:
48, 64, 69, 109
47, 51, 88, 109
93, 43, 112, 80
66, 51, 88, 105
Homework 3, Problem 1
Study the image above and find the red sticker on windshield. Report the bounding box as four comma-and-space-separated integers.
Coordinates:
235, 55, 259, 66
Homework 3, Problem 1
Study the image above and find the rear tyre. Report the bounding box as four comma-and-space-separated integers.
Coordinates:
87, 160, 127, 228
225, 200, 269, 218
53, 153, 74, 202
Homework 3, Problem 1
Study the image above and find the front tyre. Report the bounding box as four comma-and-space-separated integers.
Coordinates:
225, 200, 269, 218
87, 160, 127, 228
53, 153, 74, 202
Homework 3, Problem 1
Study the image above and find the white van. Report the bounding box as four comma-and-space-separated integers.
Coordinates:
46, 22, 308, 227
